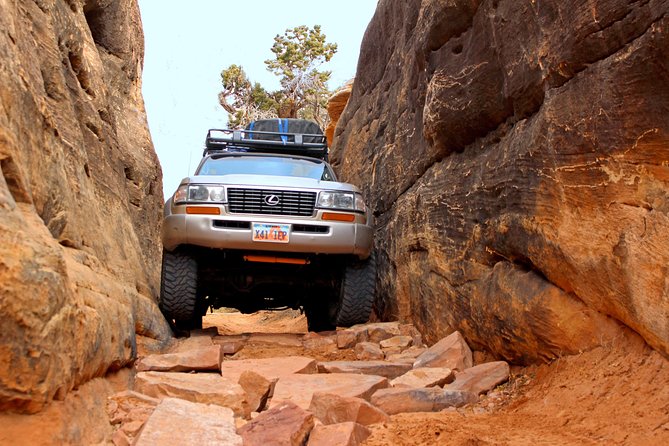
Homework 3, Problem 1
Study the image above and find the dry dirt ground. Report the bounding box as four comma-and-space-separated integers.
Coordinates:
2, 310, 668, 445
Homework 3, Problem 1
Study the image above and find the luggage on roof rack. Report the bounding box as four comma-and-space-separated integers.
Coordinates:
204, 118, 328, 160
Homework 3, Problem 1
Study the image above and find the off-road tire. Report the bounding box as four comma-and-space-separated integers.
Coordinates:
331, 252, 376, 327
160, 250, 201, 331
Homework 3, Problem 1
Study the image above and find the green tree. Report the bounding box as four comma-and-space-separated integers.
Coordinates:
218, 25, 337, 128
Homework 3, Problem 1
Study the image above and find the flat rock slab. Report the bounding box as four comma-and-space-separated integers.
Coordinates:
271, 373, 389, 409
386, 346, 427, 364
413, 331, 473, 371
171, 335, 214, 353
307, 422, 371, 446
213, 335, 249, 355
238, 400, 314, 446
239, 370, 276, 417
135, 397, 241, 446
134, 371, 245, 416
336, 326, 369, 348
219, 356, 318, 382
391, 367, 454, 388
371, 387, 477, 415
309, 392, 389, 426
365, 322, 402, 343
354, 342, 384, 360
379, 336, 413, 350
136, 345, 221, 372
318, 361, 412, 379
446, 361, 510, 395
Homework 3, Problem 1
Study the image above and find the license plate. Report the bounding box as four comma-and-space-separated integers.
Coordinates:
252, 223, 290, 244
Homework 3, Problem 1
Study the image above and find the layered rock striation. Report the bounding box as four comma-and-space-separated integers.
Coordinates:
0, 0, 170, 412
331, 0, 669, 362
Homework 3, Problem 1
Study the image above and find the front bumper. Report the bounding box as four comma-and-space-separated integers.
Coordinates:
162, 206, 373, 259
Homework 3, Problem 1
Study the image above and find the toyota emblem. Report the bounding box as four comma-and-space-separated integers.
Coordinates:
264, 194, 280, 206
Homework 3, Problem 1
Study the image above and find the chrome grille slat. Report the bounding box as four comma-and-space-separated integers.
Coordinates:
227, 188, 316, 216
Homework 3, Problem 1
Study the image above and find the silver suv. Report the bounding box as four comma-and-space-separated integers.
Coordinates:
160, 119, 375, 332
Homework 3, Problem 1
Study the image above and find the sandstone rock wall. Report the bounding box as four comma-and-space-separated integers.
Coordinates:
0, 0, 171, 412
331, 0, 669, 362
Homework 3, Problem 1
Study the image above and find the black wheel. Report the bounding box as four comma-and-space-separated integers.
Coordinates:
331, 252, 376, 327
160, 250, 202, 332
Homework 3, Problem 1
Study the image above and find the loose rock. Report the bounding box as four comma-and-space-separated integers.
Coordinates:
136, 345, 221, 372
318, 360, 412, 379
307, 422, 371, 446
309, 392, 389, 426
371, 387, 477, 415
413, 331, 473, 371
134, 372, 246, 417
354, 342, 384, 360
391, 367, 454, 388
134, 398, 241, 446
219, 356, 318, 382
238, 400, 314, 446
271, 373, 389, 409
446, 361, 510, 395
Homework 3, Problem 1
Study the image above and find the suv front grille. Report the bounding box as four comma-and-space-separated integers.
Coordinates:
227, 188, 317, 216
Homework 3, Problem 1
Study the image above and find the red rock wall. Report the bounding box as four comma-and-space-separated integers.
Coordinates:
0, 0, 171, 412
331, 0, 669, 362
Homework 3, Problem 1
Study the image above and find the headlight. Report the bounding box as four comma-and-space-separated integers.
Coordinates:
173, 184, 225, 204
317, 191, 366, 212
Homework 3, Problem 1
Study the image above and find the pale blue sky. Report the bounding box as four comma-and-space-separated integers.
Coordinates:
138, 1, 378, 199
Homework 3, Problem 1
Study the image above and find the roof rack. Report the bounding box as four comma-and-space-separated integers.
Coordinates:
204, 128, 328, 160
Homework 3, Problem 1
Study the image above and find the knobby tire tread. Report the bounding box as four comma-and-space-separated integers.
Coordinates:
334, 252, 376, 327
160, 251, 198, 323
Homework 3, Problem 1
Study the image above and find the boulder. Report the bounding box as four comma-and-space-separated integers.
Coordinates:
307, 422, 371, 446
219, 356, 318, 382
318, 361, 412, 379
239, 370, 276, 417
136, 346, 221, 372
354, 342, 384, 361
413, 331, 473, 371
385, 346, 427, 364
134, 398, 241, 446
371, 387, 477, 415
303, 332, 338, 352
379, 336, 414, 351
271, 373, 389, 409
446, 361, 510, 395
391, 367, 454, 389
238, 401, 314, 446
213, 334, 248, 355
366, 323, 402, 343
134, 372, 246, 417
308, 392, 389, 426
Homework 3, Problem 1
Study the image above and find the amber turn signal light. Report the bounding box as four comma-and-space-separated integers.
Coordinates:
186, 206, 220, 215
321, 212, 356, 222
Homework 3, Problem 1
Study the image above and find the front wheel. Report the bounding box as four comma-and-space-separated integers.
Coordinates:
331, 252, 377, 327
159, 250, 202, 332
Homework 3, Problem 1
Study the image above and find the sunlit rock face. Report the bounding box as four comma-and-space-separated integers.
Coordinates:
331, 0, 669, 363
0, 0, 171, 412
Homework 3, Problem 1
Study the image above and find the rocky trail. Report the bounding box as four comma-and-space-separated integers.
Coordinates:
7, 310, 661, 446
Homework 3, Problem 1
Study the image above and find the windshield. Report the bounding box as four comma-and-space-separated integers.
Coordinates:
197, 155, 336, 181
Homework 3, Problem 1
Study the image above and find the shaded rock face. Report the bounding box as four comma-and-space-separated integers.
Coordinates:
331, 0, 669, 362
0, 0, 170, 412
